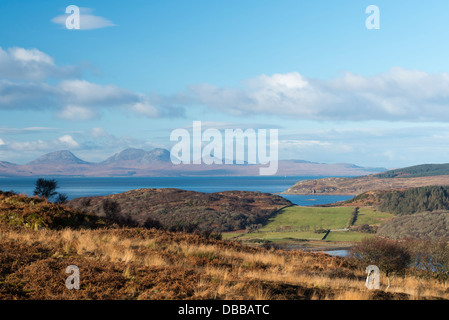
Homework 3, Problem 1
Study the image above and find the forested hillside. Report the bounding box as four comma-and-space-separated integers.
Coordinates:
374, 164, 449, 179
377, 186, 449, 215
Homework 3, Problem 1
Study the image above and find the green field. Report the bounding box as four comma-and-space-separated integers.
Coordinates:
262, 206, 353, 231
354, 207, 393, 226
224, 206, 393, 243
324, 231, 372, 242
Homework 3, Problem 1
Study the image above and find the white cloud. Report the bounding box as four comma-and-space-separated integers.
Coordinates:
0, 47, 177, 120
0, 127, 56, 135
90, 127, 110, 139
0, 138, 5, 146
277, 138, 357, 162
178, 68, 449, 122
0, 80, 56, 109
280, 139, 331, 148
57, 105, 99, 121
51, 7, 116, 30
129, 99, 162, 118
10, 47, 53, 64
0, 78, 168, 120
55, 81, 167, 119
57, 80, 137, 106
8, 135, 80, 152
0, 47, 80, 80
57, 135, 80, 148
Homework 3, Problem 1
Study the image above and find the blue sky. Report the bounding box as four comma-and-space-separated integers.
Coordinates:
1, 0, 449, 168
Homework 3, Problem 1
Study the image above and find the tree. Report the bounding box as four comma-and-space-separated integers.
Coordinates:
350, 237, 411, 288
33, 178, 59, 200
55, 193, 69, 204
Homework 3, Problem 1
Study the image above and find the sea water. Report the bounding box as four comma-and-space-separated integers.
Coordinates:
0, 176, 353, 206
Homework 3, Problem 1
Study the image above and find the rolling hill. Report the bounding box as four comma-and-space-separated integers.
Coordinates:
67, 188, 292, 232
342, 186, 449, 241
284, 163, 449, 195
377, 211, 449, 240
374, 163, 449, 178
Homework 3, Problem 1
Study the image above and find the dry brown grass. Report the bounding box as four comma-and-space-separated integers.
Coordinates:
1, 224, 448, 300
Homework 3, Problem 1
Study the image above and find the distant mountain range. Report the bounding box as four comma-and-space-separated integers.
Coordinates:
0, 148, 388, 177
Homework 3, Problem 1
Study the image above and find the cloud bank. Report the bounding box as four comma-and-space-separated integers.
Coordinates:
4, 46, 448, 123
0, 47, 81, 80
179, 68, 449, 122
0, 47, 181, 120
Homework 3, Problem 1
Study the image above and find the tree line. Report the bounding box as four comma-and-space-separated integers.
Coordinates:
377, 186, 449, 215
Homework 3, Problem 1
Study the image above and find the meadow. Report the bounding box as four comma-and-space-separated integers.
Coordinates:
224, 206, 394, 244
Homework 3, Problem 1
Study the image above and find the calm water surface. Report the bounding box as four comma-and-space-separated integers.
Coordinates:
0, 176, 353, 206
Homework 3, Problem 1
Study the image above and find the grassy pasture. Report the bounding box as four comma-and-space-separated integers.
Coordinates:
225, 206, 393, 243
354, 207, 393, 226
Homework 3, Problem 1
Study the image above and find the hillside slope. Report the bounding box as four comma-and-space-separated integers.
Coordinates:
284, 162, 449, 195
27, 150, 90, 166
377, 211, 449, 240
0, 191, 109, 230
342, 185, 449, 214
67, 188, 292, 232
374, 163, 449, 178
284, 175, 449, 195
0, 191, 446, 300
342, 186, 449, 241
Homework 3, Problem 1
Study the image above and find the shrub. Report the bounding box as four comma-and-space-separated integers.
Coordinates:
350, 237, 411, 278
351, 224, 377, 233
102, 199, 121, 220
246, 224, 262, 233
168, 221, 199, 233
143, 217, 163, 230
55, 193, 69, 204
402, 239, 449, 282
347, 207, 359, 227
